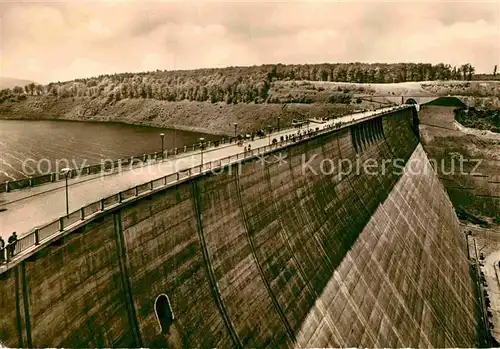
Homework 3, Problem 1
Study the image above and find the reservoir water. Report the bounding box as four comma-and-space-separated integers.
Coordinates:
0, 119, 219, 182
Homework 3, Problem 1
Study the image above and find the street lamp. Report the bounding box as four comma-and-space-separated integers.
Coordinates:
233, 123, 238, 137
174, 128, 177, 150
277, 117, 280, 132
267, 125, 272, 145
61, 167, 72, 216
160, 133, 165, 156
199, 137, 205, 166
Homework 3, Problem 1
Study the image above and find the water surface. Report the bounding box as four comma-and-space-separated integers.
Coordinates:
0, 119, 218, 182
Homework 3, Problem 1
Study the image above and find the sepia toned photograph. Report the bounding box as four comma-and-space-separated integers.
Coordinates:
0, 0, 499, 347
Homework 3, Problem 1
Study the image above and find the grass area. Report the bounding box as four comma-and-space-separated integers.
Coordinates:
455, 108, 500, 133
424, 96, 467, 107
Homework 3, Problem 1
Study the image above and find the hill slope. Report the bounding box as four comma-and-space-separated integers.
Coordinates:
0, 77, 35, 89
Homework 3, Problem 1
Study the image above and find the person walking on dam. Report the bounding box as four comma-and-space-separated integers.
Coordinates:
0, 236, 5, 263
7, 232, 17, 259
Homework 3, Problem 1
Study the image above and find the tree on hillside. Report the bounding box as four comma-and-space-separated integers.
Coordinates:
460, 63, 475, 81
34, 84, 44, 95
28, 82, 36, 95
0, 88, 12, 96
467, 65, 475, 81
13, 86, 24, 94
494, 65, 498, 76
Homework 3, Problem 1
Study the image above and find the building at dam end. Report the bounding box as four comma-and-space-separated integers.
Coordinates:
0, 106, 488, 347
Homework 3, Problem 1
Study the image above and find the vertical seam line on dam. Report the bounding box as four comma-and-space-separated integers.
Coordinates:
14, 266, 24, 348
190, 180, 243, 349
21, 262, 32, 348
379, 117, 397, 159
113, 212, 143, 347
236, 164, 297, 343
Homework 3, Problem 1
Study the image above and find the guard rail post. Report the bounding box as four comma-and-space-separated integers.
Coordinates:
34, 229, 40, 245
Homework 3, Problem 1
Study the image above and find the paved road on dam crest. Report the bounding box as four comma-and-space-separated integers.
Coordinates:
0, 106, 400, 239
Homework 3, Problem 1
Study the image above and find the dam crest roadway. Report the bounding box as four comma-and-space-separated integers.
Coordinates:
0, 106, 401, 241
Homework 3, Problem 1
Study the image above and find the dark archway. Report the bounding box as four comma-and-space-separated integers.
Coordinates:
155, 294, 174, 334
405, 98, 418, 105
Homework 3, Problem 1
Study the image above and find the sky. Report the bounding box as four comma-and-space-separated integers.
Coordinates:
0, 0, 499, 84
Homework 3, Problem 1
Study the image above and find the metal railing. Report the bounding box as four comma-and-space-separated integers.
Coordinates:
0, 106, 408, 265
0, 136, 237, 194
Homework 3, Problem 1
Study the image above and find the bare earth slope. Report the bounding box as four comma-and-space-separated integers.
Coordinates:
0, 96, 354, 135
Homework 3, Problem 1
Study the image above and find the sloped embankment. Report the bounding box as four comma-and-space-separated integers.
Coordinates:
0, 95, 355, 135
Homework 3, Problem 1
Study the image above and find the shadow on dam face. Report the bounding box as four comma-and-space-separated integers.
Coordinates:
0, 107, 484, 348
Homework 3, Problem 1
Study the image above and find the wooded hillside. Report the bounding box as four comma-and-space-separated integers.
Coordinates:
0, 62, 477, 105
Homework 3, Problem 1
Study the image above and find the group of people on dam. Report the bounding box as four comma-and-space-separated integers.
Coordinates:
0, 232, 18, 263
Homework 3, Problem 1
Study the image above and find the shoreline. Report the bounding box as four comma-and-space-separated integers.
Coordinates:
0, 114, 230, 136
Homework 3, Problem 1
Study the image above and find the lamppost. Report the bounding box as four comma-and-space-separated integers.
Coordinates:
268, 125, 272, 145
160, 133, 165, 156
277, 117, 280, 132
199, 137, 205, 166
61, 167, 72, 216
233, 123, 238, 137
174, 128, 177, 151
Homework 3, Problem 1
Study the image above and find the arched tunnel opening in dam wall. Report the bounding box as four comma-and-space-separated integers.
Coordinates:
0, 107, 484, 348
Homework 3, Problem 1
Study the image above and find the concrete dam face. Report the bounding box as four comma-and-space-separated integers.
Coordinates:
0, 107, 481, 348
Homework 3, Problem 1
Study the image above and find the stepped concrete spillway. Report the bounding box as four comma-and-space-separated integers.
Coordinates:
0, 107, 482, 347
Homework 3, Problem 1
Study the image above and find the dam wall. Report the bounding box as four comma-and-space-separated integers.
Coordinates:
0, 107, 480, 347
